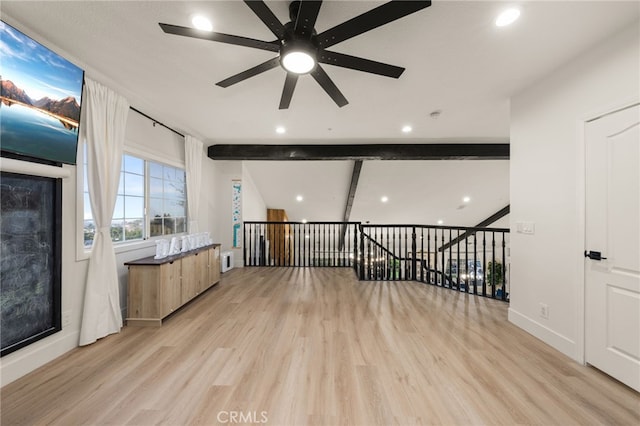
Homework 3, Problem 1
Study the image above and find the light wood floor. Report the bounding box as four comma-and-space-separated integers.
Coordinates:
2, 267, 639, 425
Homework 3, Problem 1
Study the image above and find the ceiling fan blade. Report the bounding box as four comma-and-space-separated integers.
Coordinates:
279, 73, 299, 110
243, 0, 287, 39
316, 0, 431, 49
319, 50, 405, 78
216, 57, 280, 88
294, 1, 323, 37
159, 23, 279, 52
311, 65, 348, 108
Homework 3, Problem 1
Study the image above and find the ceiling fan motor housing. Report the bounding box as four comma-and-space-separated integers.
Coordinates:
279, 4, 320, 75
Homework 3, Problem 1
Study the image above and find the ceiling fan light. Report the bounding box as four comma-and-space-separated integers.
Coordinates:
281, 51, 316, 74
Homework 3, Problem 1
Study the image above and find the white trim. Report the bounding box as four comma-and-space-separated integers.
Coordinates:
0, 157, 72, 179
508, 307, 577, 360
75, 141, 89, 261
124, 141, 185, 170
578, 99, 640, 365
575, 117, 587, 365
0, 330, 79, 387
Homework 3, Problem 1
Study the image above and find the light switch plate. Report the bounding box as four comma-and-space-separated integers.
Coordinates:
516, 221, 535, 235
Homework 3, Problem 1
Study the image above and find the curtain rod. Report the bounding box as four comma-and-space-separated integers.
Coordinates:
130, 106, 185, 138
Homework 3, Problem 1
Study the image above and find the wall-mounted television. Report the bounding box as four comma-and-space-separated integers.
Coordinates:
0, 20, 84, 165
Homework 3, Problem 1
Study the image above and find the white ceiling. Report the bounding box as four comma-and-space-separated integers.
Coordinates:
3, 1, 638, 226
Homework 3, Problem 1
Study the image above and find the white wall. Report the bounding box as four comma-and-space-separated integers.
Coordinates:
242, 163, 267, 222
212, 161, 243, 267
209, 161, 268, 267
509, 23, 639, 361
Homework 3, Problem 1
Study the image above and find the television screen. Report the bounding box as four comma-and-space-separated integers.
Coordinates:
0, 20, 84, 165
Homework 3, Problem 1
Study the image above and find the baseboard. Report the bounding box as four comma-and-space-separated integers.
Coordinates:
0, 330, 79, 387
508, 307, 578, 361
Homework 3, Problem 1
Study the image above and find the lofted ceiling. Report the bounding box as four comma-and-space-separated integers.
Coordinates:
2, 1, 638, 226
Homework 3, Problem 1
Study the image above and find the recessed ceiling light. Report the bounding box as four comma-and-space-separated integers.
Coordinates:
437, 219, 444, 225
402, 125, 412, 133
191, 15, 213, 31
381, 196, 389, 203
301, 219, 307, 223
495, 8, 520, 27
276, 126, 286, 134
296, 195, 303, 202
463, 196, 471, 203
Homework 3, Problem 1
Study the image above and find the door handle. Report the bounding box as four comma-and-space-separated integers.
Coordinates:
584, 250, 607, 261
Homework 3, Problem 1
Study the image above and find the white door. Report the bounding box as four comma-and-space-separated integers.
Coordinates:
585, 104, 640, 392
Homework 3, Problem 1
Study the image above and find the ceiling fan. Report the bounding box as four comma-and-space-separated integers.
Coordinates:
159, 0, 431, 109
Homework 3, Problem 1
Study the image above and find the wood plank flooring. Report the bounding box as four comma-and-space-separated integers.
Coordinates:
2, 267, 639, 425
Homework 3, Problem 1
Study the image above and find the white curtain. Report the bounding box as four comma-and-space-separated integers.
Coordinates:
185, 135, 203, 233
79, 78, 129, 346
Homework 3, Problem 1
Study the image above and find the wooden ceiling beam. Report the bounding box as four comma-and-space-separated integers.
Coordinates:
208, 144, 509, 161
339, 160, 363, 251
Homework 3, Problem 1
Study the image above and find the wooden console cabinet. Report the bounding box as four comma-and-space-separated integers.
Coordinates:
125, 244, 221, 326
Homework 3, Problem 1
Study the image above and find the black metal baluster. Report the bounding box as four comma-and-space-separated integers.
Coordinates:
313, 224, 317, 267
333, 224, 337, 267
286, 223, 290, 267
456, 229, 461, 290
299, 223, 302, 267
250, 223, 254, 266
491, 232, 496, 299
448, 229, 453, 288
278, 223, 282, 267
308, 223, 312, 267
502, 231, 507, 301
482, 231, 487, 297
464, 228, 469, 293
293, 223, 297, 267
273, 223, 278, 267
411, 226, 417, 281
322, 223, 329, 266
331, 223, 338, 266
427, 227, 432, 284
420, 227, 424, 282
473, 232, 480, 294
433, 228, 442, 285
359, 225, 364, 279
441, 230, 446, 287
302, 223, 305, 267
384, 226, 394, 281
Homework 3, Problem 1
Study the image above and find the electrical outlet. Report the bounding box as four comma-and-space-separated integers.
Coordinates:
539, 303, 549, 320
62, 311, 72, 328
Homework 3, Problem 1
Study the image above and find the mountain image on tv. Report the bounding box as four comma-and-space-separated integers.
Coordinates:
1, 80, 81, 129
0, 20, 84, 165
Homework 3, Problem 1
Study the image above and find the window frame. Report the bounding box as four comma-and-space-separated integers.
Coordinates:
76, 142, 187, 261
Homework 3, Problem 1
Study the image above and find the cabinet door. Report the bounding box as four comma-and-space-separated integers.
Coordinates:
128, 265, 161, 319
194, 250, 209, 294
160, 259, 181, 317
209, 247, 221, 285
181, 255, 197, 304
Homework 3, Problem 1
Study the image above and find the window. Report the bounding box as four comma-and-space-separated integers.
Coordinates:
148, 161, 187, 237
83, 151, 187, 248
